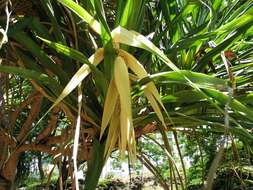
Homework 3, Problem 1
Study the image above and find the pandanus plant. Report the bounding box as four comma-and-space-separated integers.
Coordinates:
38, 5, 173, 177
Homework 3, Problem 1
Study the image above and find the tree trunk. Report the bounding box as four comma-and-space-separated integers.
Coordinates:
37, 152, 45, 180
0, 153, 19, 187
0, 75, 12, 190
56, 158, 68, 190
0, 175, 11, 190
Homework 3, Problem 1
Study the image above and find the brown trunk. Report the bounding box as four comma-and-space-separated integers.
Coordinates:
37, 152, 45, 180
56, 158, 68, 190
0, 75, 12, 190
0, 145, 15, 190
0, 142, 8, 171
0, 148, 18, 190
0, 152, 19, 182
0, 175, 11, 190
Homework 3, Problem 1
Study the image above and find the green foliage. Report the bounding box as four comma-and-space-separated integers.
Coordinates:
139, 135, 171, 179
184, 129, 253, 189
20, 175, 58, 190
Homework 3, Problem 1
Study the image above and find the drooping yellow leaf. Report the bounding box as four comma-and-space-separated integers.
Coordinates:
119, 49, 147, 78
44, 48, 104, 117
146, 83, 167, 113
128, 73, 139, 81
100, 79, 118, 139
104, 107, 120, 161
112, 26, 179, 71
119, 50, 163, 108
120, 49, 168, 124
119, 109, 129, 157
113, 56, 134, 157
144, 89, 166, 128
104, 126, 120, 161
112, 27, 140, 49
89, 48, 105, 66
35, 48, 104, 128
114, 56, 132, 116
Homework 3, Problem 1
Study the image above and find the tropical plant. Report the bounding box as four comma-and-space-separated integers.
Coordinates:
0, 0, 252, 190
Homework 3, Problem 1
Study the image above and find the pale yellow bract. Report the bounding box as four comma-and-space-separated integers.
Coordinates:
101, 50, 167, 162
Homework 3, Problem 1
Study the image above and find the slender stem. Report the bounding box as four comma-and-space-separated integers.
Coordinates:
137, 153, 170, 190
173, 131, 187, 187
144, 134, 185, 189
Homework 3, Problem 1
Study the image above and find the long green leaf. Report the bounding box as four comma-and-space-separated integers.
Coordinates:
203, 89, 253, 122
141, 70, 228, 90
57, 0, 101, 35
40, 0, 66, 43
11, 32, 69, 85
37, 36, 90, 64
0, 65, 57, 86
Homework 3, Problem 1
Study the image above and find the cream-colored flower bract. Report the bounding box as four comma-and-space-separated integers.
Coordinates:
101, 50, 168, 162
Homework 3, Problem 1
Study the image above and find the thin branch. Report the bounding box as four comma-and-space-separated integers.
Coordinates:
44, 128, 72, 145
137, 153, 170, 190
173, 131, 187, 187
10, 91, 40, 129
143, 134, 185, 189
36, 107, 60, 142
17, 95, 43, 142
